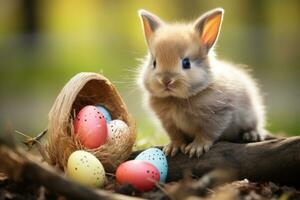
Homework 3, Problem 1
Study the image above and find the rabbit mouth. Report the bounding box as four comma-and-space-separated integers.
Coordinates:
162, 86, 179, 97
158, 87, 173, 96
164, 87, 172, 91
163, 85, 175, 93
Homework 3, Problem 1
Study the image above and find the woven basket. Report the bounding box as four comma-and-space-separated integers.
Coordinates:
46, 72, 136, 172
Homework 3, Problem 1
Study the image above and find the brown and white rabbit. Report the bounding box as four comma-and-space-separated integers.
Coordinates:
137, 8, 267, 158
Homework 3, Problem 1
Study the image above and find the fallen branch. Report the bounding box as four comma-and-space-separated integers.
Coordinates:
132, 136, 300, 185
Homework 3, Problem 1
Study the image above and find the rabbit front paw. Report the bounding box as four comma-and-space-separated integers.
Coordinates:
163, 142, 187, 157
184, 140, 212, 158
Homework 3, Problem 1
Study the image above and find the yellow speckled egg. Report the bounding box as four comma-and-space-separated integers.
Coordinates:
67, 150, 106, 188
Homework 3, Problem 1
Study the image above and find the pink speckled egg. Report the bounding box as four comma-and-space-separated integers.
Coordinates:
73, 105, 107, 149
116, 160, 160, 192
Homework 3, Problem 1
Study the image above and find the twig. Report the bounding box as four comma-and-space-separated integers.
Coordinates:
17, 129, 48, 150
106, 172, 116, 177
155, 182, 173, 200
14, 130, 52, 164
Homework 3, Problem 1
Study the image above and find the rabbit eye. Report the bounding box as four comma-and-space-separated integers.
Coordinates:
182, 58, 191, 69
153, 60, 156, 69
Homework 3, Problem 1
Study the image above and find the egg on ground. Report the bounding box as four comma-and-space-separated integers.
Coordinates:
116, 160, 160, 192
67, 150, 106, 188
135, 148, 168, 182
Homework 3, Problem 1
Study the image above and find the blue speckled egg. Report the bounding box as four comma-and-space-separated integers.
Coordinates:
135, 148, 168, 182
96, 105, 112, 123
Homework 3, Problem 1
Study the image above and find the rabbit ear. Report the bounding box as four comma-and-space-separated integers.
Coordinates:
194, 8, 224, 52
138, 9, 163, 46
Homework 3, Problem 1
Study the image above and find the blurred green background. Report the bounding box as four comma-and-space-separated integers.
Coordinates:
0, 0, 299, 147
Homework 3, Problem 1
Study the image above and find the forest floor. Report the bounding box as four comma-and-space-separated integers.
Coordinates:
1, 131, 300, 200
1, 171, 300, 200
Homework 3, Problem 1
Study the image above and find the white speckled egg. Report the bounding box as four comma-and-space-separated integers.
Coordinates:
67, 150, 106, 188
107, 120, 130, 143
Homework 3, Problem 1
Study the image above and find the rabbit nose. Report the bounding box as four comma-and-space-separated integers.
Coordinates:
160, 77, 174, 87
163, 79, 172, 86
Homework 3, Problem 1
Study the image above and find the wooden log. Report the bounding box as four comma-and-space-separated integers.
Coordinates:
131, 136, 300, 185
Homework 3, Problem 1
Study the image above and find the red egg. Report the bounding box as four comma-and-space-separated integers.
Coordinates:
116, 160, 160, 192
73, 105, 107, 149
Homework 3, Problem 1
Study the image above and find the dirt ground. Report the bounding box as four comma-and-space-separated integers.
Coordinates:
1, 172, 300, 200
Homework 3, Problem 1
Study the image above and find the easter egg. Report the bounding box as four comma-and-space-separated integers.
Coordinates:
107, 120, 130, 143
116, 160, 160, 192
73, 105, 107, 149
67, 150, 106, 187
96, 105, 112, 123
135, 148, 168, 182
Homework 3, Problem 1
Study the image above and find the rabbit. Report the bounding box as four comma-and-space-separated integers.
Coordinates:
137, 8, 268, 158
